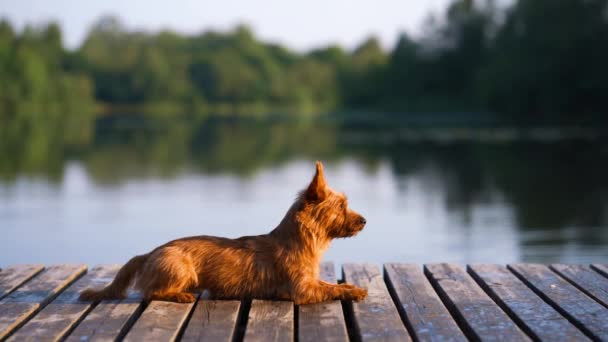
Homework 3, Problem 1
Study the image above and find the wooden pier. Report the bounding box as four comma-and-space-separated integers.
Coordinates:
0, 262, 607, 341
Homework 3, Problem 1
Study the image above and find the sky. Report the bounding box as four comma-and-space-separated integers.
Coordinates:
0, 0, 454, 51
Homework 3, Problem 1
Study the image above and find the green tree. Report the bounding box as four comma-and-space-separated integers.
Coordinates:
343, 37, 388, 107
477, 0, 608, 122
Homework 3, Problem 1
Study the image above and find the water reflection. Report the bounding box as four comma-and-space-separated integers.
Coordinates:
1, 117, 607, 265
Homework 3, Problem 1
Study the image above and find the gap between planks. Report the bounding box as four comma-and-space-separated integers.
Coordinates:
2, 263, 608, 342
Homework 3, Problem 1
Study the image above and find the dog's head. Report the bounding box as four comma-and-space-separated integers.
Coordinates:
296, 161, 366, 239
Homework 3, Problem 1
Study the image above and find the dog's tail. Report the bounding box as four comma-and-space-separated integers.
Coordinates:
79, 254, 148, 301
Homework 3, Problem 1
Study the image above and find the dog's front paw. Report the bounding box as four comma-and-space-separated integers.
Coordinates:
350, 287, 368, 301
174, 293, 197, 303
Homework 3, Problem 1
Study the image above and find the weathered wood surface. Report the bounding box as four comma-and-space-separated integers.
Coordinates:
468, 264, 587, 341
123, 299, 196, 342
0, 265, 44, 300
65, 295, 142, 342
425, 263, 529, 341
551, 264, 608, 308
0, 264, 86, 340
299, 262, 349, 342
343, 263, 411, 342
2, 262, 607, 341
180, 293, 240, 342
7, 265, 120, 342
244, 300, 293, 342
384, 263, 466, 341
509, 263, 608, 340
591, 264, 608, 278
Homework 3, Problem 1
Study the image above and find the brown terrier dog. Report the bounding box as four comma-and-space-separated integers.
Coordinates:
79, 161, 368, 304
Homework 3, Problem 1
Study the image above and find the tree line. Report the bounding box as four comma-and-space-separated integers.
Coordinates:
1, 0, 608, 126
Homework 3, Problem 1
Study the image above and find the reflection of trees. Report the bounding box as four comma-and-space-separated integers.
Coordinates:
342, 142, 488, 215
0, 119, 85, 182
78, 117, 343, 182
2, 116, 607, 236
190, 118, 340, 175
390, 144, 486, 212
483, 143, 608, 230
361, 140, 608, 233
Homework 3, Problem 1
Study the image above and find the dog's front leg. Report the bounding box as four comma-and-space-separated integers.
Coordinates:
321, 281, 367, 301
293, 281, 367, 305
320, 280, 364, 294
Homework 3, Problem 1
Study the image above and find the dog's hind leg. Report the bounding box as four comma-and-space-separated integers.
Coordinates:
137, 246, 199, 303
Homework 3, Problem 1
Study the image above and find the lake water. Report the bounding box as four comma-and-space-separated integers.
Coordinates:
1, 117, 607, 266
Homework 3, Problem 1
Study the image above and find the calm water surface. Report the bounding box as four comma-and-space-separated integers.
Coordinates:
1, 118, 607, 266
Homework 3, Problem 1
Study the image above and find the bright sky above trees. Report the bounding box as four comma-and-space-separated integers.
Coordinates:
0, 0, 455, 50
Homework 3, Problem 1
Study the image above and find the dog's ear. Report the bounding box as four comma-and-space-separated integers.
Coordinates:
305, 161, 328, 202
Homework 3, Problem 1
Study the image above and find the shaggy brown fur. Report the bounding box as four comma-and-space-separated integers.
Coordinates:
79, 161, 368, 304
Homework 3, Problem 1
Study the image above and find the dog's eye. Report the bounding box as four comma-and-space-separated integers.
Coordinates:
340, 203, 346, 210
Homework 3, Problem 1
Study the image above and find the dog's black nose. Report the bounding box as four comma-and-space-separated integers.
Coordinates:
359, 217, 367, 225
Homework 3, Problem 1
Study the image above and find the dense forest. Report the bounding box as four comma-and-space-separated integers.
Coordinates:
2, 0, 608, 126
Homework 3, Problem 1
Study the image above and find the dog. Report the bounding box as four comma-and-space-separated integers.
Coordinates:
79, 161, 368, 304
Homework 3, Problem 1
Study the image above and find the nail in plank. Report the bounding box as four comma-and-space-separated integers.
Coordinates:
551, 264, 608, 308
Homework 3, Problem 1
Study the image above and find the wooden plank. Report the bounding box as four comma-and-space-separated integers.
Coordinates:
509, 263, 608, 340
551, 264, 608, 308
0, 265, 45, 300
384, 263, 466, 341
424, 263, 529, 341
590, 264, 608, 278
0, 264, 87, 340
299, 262, 349, 342
469, 264, 588, 341
65, 295, 143, 342
342, 263, 411, 342
123, 299, 195, 342
180, 293, 241, 342
244, 300, 293, 342
7, 265, 120, 342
